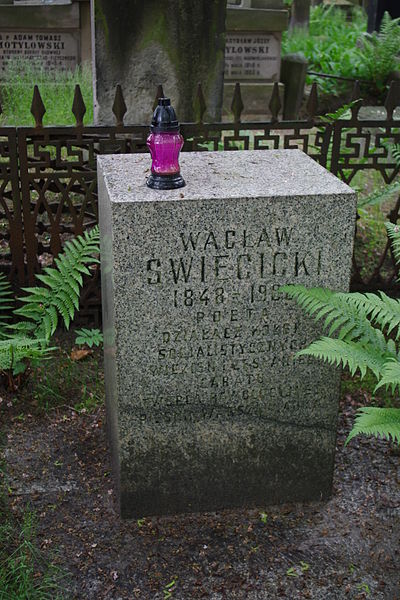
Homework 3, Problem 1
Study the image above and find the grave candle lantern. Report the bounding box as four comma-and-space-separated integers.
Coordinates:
146, 97, 185, 190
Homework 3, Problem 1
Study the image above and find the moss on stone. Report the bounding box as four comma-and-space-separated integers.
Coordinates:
94, 0, 226, 121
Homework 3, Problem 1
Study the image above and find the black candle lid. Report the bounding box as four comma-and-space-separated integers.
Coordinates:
150, 97, 180, 133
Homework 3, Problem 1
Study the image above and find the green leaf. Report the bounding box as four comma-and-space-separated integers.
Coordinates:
346, 406, 400, 445
75, 328, 103, 348
375, 359, 400, 393
296, 337, 385, 379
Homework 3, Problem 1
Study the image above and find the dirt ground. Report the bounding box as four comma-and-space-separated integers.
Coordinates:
1, 378, 400, 600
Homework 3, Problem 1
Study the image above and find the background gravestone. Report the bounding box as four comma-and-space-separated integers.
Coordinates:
92, 0, 226, 125
0, 0, 91, 75
224, 0, 288, 118
98, 149, 356, 518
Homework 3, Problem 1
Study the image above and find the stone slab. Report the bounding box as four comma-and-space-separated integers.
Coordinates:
227, 7, 289, 31
98, 150, 356, 518
0, 30, 79, 73
228, 0, 285, 7
0, 3, 79, 28
225, 32, 281, 81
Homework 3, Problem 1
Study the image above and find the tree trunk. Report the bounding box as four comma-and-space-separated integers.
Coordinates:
290, 0, 311, 31
366, 0, 378, 31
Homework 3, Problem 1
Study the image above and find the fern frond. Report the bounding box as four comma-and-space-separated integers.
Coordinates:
342, 291, 400, 339
0, 273, 14, 336
7, 321, 37, 334
375, 358, 400, 392
358, 180, 400, 209
319, 100, 359, 123
13, 304, 45, 322
346, 406, 400, 445
359, 13, 400, 90
16, 226, 100, 337
282, 285, 379, 344
0, 337, 51, 374
297, 337, 386, 379
391, 143, 400, 167
386, 222, 400, 266
381, 141, 400, 168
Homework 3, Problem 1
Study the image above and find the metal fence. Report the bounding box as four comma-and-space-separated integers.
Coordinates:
1, 80, 400, 321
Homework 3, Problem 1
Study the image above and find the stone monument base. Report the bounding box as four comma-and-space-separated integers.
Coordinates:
98, 149, 356, 518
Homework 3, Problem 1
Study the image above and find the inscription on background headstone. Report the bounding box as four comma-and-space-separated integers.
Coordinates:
224, 32, 280, 80
98, 150, 356, 518
0, 30, 79, 73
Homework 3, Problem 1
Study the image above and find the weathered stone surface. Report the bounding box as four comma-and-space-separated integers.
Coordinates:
93, 0, 226, 125
0, 30, 79, 73
226, 6, 288, 31
280, 52, 308, 119
225, 32, 281, 81
0, 1, 91, 74
98, 149, 356, 518
223, 2, 288, 117
228, 0, 285, 8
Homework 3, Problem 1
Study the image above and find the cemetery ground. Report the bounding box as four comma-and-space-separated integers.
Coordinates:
1, 332, 400, 600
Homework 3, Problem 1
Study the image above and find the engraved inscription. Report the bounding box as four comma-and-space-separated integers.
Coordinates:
224, 33, 281, 81
136, 224, 325, 423
0, 31, 79, 73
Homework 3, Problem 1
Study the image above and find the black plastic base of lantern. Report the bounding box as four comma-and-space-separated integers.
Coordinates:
146, 172, 186, 190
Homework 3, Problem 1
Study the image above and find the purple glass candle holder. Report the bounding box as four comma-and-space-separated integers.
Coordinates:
146, 98, 185, 190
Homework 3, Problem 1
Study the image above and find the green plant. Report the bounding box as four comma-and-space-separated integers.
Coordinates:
286, 560, 310, 578
163, 579, 177, 599
282, 5, 366, 96
315, 100, 359, 173
0, 227, 100, 389
0, 510, 63, 599
283, 7, 400, 98
357, 14, 400, 93
27, 346, 104, 414
0, 274, 13, 336
357, 582, 371, 595
281, 222, 400, 445
75, 328, 103, 348
0, 58, 93, 126
74, 383, 101, 414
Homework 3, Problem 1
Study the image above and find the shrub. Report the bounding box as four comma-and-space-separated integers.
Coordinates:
282, 222, 400, 445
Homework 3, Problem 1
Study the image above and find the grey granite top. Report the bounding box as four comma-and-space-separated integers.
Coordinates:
97, 149, 354, 204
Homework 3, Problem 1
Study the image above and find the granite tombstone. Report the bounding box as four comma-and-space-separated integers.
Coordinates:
92, 0, 226, 125
0, 0, 91, 75
223, 0, 288, 117
98, 149, 356, 518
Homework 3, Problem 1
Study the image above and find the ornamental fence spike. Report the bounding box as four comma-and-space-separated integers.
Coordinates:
269, 82, 281, 122
72, 84, 86, 127
112, 84, 127, 126
231, 82, 244, 124
31, 85, 46, 128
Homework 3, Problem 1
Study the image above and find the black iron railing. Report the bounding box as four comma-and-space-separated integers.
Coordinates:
1, 80, 400, 320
